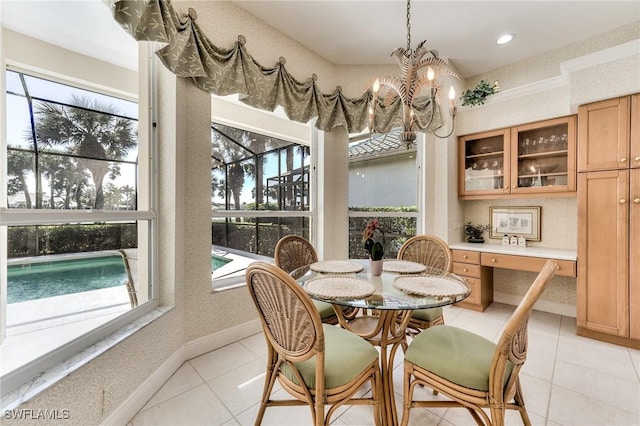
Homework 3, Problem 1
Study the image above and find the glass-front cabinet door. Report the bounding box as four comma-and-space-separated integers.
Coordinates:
510, 115, 577, 194
458, 128, 510, 197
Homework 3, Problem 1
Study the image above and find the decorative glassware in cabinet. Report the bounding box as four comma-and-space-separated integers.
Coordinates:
463, 134, 506, 192
516, 123, 569, 188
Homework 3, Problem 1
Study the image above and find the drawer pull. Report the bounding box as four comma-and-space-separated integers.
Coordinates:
620, 199, 627, 204
491, 258, 496, 263
463, 268, 468, 272
620, 157, 627, 163
462, 255, 468, 259
634, 198, 640, 204
635, 156, 640, 161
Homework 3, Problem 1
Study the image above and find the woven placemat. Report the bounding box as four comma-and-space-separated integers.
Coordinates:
305, 277, 375, 300
393, 275, 468, 298
382, 260, 426, 274
309, 260, 364, 274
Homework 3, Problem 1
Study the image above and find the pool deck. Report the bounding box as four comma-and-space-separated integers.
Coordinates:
1, 286, 130, 375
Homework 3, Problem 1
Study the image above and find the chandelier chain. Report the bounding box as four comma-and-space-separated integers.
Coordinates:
406, 0, 411, 52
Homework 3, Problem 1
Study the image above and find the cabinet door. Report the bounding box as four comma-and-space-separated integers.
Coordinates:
458, 128, 510, 198
578, 97, 630, 172
577, 170, 629, 336
510, 115, 576, 194
630, 169, 640, 340
631, 94, 640, 170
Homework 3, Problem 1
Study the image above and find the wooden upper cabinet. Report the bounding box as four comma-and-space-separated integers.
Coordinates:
510, 115, 577, 195
578, 96, 630, 172
458, 128, 510, 198
458, 116, 576, 200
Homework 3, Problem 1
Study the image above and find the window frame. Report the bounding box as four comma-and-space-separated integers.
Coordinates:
0, 49, 159, 401
209, 115, 315, 290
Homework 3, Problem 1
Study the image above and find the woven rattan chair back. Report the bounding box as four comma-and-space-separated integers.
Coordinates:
490, 259, 558, 402
397, 235, 451, 333
274, 235, 318, 277
247, 262, 323, 360
397, 235, 452, 272
118, 249, 138, 308
401, 259, 558, 426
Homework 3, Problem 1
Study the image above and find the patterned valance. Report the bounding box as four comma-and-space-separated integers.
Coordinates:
110, 0, 438, 134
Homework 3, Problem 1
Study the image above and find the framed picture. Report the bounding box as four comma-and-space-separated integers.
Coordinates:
489, 206, 541, 241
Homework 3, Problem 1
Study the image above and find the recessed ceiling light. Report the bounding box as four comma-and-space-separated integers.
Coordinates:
496, 33, 516, 45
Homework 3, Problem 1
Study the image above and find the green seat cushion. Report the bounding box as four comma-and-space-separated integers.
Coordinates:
313, 300, 336, 319
281, 324, 379, 389
411, 306, 443, 322
405, 325, 514, 392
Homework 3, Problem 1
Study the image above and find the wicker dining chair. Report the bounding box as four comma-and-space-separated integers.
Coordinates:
400, 259, 558, 426
397, 235, 452, 334
274, 235, 340, 324
246, 262, 382, 426
118, 249, 138, 308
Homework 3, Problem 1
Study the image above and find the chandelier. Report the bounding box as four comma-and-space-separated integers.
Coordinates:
368, 0, 460, 148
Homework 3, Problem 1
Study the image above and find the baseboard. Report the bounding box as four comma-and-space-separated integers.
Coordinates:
101, 319, 262, 425
101, 346, 185, 425
183, 319, 262, 361
493, 292, 576, 318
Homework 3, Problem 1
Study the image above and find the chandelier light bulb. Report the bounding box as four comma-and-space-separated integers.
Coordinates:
373, 79, 380, 93
427, 67, 435, 81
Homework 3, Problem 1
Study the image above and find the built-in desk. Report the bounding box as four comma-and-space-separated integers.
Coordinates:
448, 243, 577, 311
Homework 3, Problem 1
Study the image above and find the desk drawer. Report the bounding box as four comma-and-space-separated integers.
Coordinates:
453, 262, 481, 278
452, 250, 480, 264
480, 253, 577, 277
461, 276, 480, 305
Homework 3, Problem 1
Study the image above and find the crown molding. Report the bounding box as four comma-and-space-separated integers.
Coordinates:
458, 39, 640, 110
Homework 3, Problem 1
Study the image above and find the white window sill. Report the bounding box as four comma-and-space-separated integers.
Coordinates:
1, 304, 172, 411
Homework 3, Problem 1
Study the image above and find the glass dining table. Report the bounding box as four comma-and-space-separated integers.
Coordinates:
293, 259, 470, 426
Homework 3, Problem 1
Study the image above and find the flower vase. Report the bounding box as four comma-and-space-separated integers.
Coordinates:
370, 259, 383, 276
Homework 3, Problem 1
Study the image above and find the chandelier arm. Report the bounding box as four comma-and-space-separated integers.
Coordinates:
411, 103, 437, 130
370, 114, 405, 134
429, 112, 457, 139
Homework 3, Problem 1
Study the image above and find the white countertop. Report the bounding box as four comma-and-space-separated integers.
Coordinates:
449, 242, 577, 261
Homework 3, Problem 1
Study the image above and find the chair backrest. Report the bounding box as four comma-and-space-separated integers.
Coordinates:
490, 259, 557, 399
397, 235, 452, 272
246, 262, 324, 362
274, 235, 318, 275
118, 249, 138, 308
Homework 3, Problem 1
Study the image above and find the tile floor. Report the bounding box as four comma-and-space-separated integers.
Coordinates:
130, 303, 640, 426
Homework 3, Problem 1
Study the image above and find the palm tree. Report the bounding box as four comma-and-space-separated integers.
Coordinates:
32, 95, 136, 209
7, 149, 34, 208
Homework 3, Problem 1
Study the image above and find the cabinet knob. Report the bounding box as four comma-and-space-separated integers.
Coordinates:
512, 185, 516, 189
620, 199, 627, 204
635, 156, 640, 162
462, 255, 468, 259
504, 185, 509, 190
491, 258, 497, 263
620, 158, 627, 163
634, 198, 640, 204
463, 268, 468, 272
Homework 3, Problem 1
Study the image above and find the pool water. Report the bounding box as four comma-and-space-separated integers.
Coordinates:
212, 255, 232, 270
8, 254, 233, 304
8, 256, 126, 304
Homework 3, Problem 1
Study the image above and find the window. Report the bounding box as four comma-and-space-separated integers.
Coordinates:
348, 129, 419, 258
210, 122, 312, 288
0, 69, 155, 393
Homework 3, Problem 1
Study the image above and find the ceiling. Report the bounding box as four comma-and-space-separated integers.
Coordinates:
1, 1, 639, 78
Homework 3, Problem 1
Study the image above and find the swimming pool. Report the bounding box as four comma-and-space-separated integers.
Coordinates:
8, 254, 234, 304
8, 255, 126, 304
